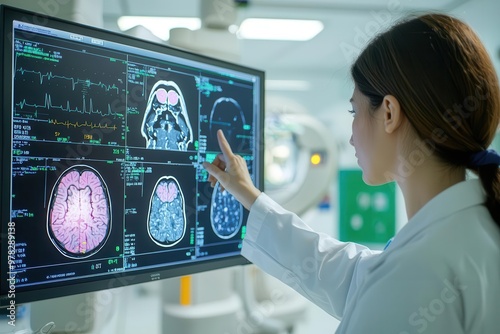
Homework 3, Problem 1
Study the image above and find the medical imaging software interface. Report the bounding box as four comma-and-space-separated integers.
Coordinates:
8, 21, 261, 291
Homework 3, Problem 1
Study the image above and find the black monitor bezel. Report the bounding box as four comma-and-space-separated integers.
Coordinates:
0, 5, 264, 307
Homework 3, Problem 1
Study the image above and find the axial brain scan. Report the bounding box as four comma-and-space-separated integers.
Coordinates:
211, 183, 243, 239
141, 80, 193, 151
147, 176, 186, 247
47, 165, 111, 258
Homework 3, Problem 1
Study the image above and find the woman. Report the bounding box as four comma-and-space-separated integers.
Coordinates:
203, 13, 500, 333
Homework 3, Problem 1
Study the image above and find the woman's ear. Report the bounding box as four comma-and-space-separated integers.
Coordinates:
382, 95, 403, 134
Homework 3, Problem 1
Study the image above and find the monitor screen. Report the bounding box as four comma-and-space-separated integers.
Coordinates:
0, 5, 264, 306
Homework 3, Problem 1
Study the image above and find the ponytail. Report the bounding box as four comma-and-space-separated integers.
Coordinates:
477, 165, 500, 225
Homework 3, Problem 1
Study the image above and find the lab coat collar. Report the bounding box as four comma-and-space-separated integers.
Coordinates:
387, 179, 486, 251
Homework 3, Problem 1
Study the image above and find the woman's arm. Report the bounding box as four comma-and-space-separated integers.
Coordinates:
242, 192, 381, 318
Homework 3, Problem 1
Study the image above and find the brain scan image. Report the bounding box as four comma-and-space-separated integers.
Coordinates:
47, 165, 111, 259
210, 182, 243, 239
147, 176, 186, 247
209, 97, 248, 151
141, 80, 193, 151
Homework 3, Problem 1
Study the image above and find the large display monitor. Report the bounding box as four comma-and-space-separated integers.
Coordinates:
0, 5, 264, 306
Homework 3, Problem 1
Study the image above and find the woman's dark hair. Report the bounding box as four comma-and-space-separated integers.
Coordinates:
351, 13, 500, 224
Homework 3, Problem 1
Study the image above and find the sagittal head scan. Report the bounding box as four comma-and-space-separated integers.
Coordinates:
141, 80, 193, 151
209, 97, 248, 151
47, 165, 112, 259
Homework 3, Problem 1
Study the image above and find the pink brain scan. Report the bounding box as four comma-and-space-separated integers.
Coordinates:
147, 176, 186, 247
47, 165, 111, 259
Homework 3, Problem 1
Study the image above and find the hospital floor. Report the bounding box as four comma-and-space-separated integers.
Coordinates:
0, 287, 340, 334
118, 282, 341, 334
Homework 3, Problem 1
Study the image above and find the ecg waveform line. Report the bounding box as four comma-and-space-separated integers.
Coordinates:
16, 67, 121, 94
49, 119, 118, 130
16, 93, 123, 117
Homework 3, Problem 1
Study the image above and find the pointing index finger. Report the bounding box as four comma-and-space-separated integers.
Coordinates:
217, 129, 234, 158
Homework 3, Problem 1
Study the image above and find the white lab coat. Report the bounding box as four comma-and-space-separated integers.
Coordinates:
241, 179, 500, 333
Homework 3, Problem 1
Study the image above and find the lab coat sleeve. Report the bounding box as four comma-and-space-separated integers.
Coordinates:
241, 193, 381, 319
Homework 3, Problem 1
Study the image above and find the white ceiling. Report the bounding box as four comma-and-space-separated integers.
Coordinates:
100, 0, 500, 121
103, 0, 477, 74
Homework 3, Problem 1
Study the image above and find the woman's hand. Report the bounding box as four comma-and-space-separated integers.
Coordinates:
202, 130, 261, 210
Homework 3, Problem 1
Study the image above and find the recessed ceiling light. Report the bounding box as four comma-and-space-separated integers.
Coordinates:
238, 18, 323, 41
117, 16, 201, 41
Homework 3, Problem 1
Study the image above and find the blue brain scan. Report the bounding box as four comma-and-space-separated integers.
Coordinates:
147, 176, 186, 247
210, 182, 243, 239
141, 80, 193, 150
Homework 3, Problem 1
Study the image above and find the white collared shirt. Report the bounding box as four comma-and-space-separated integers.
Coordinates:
241, 179, 500, 333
